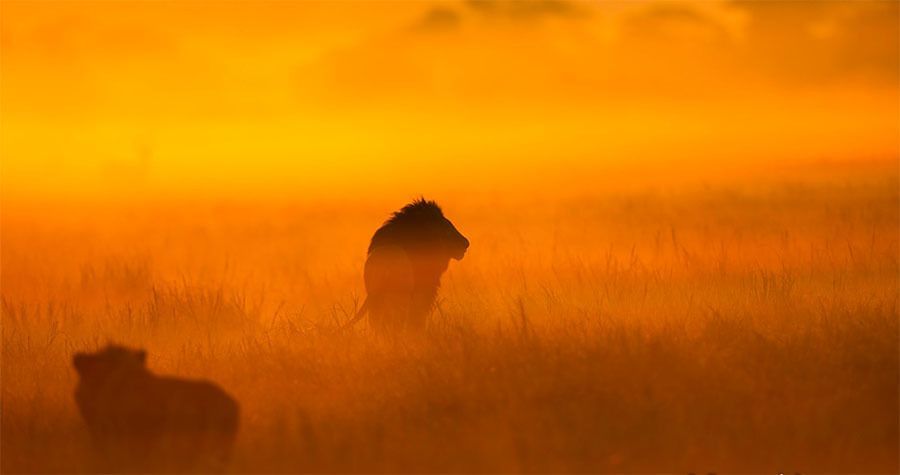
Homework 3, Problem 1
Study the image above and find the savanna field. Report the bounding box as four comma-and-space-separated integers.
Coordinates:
2, 0, 899, 472
1, 163, 897, 473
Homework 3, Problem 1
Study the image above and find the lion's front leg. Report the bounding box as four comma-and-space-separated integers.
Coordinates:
364, 245, 414, 332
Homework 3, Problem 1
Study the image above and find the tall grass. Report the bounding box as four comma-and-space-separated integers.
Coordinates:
2, 177, 898, 472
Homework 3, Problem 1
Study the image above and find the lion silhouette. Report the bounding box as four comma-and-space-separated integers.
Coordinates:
347, 198, 469, 331
73, 344, 239, 472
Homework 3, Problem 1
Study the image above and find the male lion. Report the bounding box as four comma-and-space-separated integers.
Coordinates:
348, 198, 469, 331
73, 344, 239, 472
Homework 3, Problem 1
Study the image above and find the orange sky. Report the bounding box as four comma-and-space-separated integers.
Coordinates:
1, 0, 897, 201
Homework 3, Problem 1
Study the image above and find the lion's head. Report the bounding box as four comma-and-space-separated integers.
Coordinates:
369, 198, 469, 260
73, 344, 147, 382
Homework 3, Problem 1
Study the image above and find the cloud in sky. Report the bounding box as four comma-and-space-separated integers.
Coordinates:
306, 0, 897, 107
3, 0, 895, 116
1, 1, 896, 199
730, 0, 899, 86
463, 0, 585, 21
414, 7, 463, 33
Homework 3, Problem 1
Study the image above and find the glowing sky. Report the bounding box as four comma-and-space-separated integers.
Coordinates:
1, 1, 897, 200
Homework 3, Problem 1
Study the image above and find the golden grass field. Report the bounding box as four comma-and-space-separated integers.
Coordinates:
1, 161, 897, 473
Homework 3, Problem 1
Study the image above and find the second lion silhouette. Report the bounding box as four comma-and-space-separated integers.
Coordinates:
348, 198, 469, 331
73, 345, 239, 472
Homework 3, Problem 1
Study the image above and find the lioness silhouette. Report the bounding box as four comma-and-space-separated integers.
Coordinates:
73, 344, 239, 472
